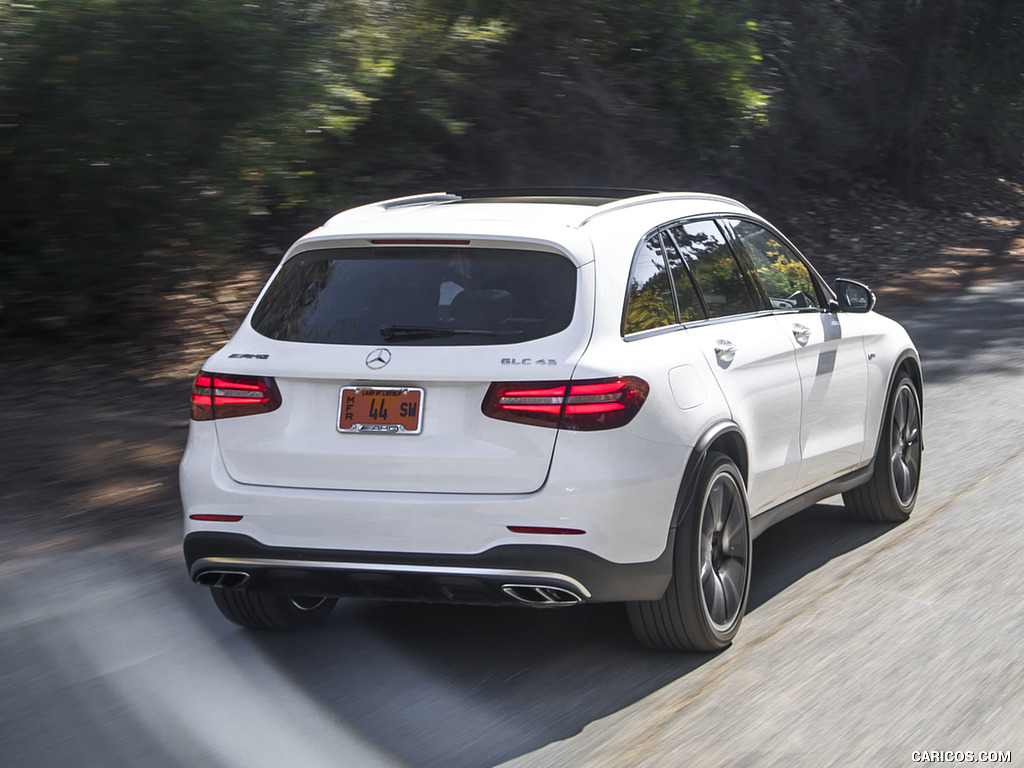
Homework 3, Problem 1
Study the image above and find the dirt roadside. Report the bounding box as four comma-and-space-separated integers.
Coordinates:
3, 172, 1022, 556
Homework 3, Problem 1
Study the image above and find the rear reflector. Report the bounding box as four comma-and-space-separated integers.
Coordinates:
507, 526, 586, 535
482, 376, 649, 431
190, 371, 281, 421
189, 514, 244, 522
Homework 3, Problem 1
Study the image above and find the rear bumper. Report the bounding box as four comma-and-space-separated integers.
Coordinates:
184, 532, 674, 605
180, 420, 687, 565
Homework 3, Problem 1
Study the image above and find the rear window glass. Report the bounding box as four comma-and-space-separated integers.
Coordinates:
250, 247, 578, 346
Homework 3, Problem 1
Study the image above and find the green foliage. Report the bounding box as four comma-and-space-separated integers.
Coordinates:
950, 0, 1024, 169
0, 0, 348, 335
3, 0, 1024, 340
0, 0, 519, 338
303, 1, 513, 197
687, 252, 752, 318
754, 0, 1024, 193
756, 251, 813, 302
625, 278, 676, 334
598, 0, 767, 161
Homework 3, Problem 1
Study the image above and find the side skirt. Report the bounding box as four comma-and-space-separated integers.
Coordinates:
750, 463, 874, 540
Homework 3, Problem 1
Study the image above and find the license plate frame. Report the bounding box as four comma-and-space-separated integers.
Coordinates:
337, 386, 424, 434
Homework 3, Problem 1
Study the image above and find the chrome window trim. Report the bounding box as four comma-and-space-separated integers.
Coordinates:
623, 308, 797, 342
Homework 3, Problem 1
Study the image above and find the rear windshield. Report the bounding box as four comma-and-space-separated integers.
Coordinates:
250, 246, 578, 346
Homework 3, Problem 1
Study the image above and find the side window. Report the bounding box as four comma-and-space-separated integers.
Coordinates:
660, 230, 707, 323
623, 235, 676, 335
728, 219, 820, 309
669, 220, 758, 319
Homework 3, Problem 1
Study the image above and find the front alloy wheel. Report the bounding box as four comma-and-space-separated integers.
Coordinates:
844, 371, 922, 522
888, 380, 922, 509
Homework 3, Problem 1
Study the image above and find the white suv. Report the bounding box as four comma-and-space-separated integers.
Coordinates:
180, 189, 922, 651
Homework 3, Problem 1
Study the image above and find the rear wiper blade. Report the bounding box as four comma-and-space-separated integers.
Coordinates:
379, 324, 499, 340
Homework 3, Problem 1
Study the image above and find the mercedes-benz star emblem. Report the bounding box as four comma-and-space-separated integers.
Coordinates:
365, 348, 392, 369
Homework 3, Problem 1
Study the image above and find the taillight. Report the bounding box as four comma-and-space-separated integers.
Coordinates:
482, 376, 649, 431
190, 371, 282, 421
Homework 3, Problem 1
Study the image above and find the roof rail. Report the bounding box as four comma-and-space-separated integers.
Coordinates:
455, 186, 658, 200
579, 191, 750, 225
379, 192, 462, 209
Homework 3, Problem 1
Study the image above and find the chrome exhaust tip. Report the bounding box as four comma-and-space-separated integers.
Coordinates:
502, 584, 583, 606
195, 570, 250, 589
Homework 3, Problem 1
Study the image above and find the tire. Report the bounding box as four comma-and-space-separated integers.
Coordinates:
211, 589, 338, 630
843, 371, 922, 523
627, 452, 752, 652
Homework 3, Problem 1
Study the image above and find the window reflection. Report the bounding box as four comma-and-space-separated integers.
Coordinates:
661, 229, 707, 323
728, 219, 820, 309
670, 221, 757, 318
623, 236, 676, 334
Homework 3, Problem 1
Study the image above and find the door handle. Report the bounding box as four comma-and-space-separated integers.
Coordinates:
714, 340, 737, 362
792, 324, 811, 345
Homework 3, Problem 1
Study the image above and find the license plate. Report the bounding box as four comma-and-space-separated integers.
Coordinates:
338, 386, 424, 434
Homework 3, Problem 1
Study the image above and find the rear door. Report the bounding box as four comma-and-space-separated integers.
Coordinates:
210, 242, 591, 494
664, 220, 803, 515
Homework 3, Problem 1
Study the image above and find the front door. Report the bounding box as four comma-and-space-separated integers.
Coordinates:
725, 218, 868, 494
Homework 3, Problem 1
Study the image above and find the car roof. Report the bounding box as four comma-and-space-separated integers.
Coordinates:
314, 190, 753, 236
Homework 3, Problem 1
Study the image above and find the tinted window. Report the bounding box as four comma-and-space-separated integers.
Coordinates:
669, 221, 758, 318
661, 230, 708, 323
729, 219, 820, 309
251, 247, 577, 346
623, 235, 676, 335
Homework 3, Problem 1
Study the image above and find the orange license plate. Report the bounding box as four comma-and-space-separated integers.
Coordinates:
338, 386, 424, 434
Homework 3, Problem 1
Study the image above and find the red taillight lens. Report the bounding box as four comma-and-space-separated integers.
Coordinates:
483, 382, 567, 427
190, 371, 281, 421
482, 376, 649, 431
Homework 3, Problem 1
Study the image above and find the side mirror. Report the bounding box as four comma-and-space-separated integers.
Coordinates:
833, 278, 876, 313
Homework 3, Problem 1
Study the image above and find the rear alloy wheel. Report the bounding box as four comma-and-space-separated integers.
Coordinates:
211, 589, 338, 631
628, 452, 751, 652
843, 372, 922, 523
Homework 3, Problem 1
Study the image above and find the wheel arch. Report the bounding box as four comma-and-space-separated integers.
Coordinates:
897, 352, 924, 425
842, 347, 923, 523
670, 420, 749, 529
883, 349, 925, 452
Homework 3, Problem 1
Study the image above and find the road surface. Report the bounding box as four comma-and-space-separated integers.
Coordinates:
2, 276, 1023, 768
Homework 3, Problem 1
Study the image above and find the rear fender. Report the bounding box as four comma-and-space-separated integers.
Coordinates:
670, 420, 748, 529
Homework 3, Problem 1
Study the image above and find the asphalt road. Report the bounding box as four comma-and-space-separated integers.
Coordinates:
2, 276, 1023, 768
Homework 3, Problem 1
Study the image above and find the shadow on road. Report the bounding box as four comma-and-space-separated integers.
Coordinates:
239, 502, 896, 768
890, 281, 1024, 384
748, 502, 898, 612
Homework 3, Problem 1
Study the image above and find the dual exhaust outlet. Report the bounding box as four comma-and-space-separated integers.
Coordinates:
501, 584, 582, 606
